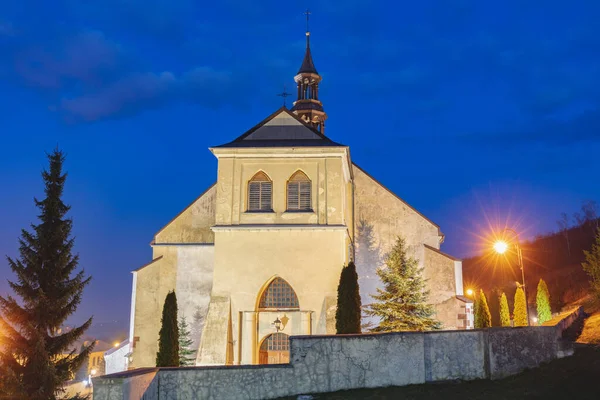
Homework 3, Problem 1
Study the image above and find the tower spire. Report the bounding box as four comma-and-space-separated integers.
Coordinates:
291, 9, 327, 133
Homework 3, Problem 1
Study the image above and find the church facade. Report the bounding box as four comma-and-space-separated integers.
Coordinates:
128, 27, 469, 369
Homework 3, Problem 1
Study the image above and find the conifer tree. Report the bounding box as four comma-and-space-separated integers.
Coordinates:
499, 292, 511, 327
156, 291, 179, 367
336, 262, 362, 334
0, 149, 93, 399
582, 228, 600, 299
178, 316, 196, 366
365, 236, 441, 331
474, 290, 492, 328
536, 279, 552, 325
513, 286, 528, 327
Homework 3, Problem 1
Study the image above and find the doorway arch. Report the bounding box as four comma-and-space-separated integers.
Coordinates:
258, 332, 290, 364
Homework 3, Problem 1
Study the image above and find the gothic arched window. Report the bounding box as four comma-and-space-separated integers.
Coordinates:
259, 278, 299, 310
248, 171, 272, 211
286, 171, 311, 211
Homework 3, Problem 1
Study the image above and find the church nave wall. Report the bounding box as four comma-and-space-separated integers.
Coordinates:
153, 184, 216, 244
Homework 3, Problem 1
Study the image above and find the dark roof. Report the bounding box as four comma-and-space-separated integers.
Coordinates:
298, 40, 318, 74
212, 107, 345, 149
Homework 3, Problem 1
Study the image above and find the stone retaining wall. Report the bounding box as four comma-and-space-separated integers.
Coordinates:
93, 307, 583, 400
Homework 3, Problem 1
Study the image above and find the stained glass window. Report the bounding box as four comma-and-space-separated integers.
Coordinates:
259, 278, 299, 309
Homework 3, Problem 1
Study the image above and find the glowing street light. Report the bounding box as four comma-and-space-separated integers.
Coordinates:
465, 288, 474, 297
493, 240, 508, 255
493, 228, 530, 326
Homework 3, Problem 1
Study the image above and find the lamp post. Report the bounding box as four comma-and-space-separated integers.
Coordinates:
493, 228, 529, 326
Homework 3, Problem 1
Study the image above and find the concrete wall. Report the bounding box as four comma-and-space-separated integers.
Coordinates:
94, 308, 581, 400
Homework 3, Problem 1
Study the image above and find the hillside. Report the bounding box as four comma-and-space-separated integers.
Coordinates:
463, 214, 598, 325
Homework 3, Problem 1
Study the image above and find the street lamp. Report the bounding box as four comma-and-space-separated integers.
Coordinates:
493, 228, 529, 326
273, 317, 282, 332
465, 288, 474, 297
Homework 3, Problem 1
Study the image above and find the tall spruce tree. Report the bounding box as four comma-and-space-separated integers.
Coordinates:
513, 286, 528, 327
499, 292, 511, 327
335, 262, 362, 334
474, 290, 492, 328
582, 228, 600, 299
536, 279, 552, 325
178, 316, 196, 366
156, 291, 179, 367
365, 236, 441, 331
0, 149, 93, 399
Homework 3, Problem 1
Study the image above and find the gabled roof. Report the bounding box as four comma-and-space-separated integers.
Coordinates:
212, 107, 345, 149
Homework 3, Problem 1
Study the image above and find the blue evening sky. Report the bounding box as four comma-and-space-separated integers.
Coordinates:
1, 1, 599, 326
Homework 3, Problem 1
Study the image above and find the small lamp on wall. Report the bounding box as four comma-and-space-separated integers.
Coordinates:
273, 317, 282, 332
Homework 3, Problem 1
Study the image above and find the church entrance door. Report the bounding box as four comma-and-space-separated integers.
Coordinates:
258, 333, 290, 364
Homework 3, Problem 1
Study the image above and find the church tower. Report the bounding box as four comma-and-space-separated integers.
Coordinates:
291, 11, 328, 133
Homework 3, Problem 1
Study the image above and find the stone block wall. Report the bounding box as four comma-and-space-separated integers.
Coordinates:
94, 307, 583, 400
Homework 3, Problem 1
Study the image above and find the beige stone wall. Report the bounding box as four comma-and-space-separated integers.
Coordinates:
211, 151, 351, 228
200, 227, 348, 365
353, 163, 463, 328
131, 184, 218, 368
154, 184, 216, 244
130, 256, 172, 368
423, 246, 457, 304
131, 245, 215, 368
353, 164, 441, 254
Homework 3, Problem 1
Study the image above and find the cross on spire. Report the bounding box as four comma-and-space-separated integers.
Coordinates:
277, 85, 291, 107
304, 9, 311, 35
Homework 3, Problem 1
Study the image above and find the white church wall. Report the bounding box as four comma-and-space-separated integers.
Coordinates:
175, 244, 215, 361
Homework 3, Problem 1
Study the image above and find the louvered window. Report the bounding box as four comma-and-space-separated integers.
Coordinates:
248, 171, 272, 211
287, 171, 312, 211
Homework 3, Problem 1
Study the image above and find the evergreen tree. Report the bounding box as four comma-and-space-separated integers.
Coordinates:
499, 292, 511, 327
335, 262, 362, 334
156, 291, 179, 367
582, 228, 600, 299
536, 279, 552, 325
513, 286, 528, 327
365, 236, 441, 331
0, 149, 93, 399
178, 316, 196, 366
474, 290, 492, 328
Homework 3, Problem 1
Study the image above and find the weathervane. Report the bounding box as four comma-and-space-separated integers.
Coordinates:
277, 85, 291, 107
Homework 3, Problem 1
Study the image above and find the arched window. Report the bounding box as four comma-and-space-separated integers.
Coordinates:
258, 278, 299, 310
248, 171, 272, 211
287, 171, 311, 211
261, 333, 289, 352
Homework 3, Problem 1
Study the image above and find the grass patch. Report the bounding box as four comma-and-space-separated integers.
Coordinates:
577, 296, 600, 345
284, 345, 600, 400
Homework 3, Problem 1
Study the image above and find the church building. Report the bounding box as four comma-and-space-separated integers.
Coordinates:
128, 22, 469, 368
